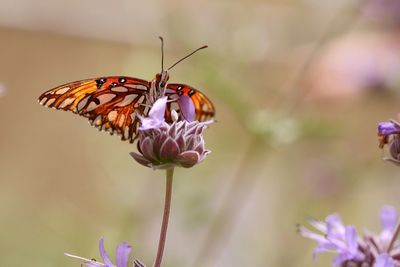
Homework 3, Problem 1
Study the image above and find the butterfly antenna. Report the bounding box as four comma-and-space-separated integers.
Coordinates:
159, 36, 164, 72
167, 45, 208, 70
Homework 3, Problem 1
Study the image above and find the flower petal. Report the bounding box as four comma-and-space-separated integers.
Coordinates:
380, 206, 398, 245
298, 226, 327, 243
140, 137, 156, 161
116, 242, 132, 267
378, 121, 400, 136
345, 226, 359, 255
139, 97, 167, 131
326, 213, 345, 240
65, 253, 103, 267
194, 141, 205, 155
129, 152, 152, 167
374, 253, 396, 267
99, 238, 115, 267
160, 137, 180, 159
381, 206, 398, 232
175, 133, 186, 150
178, 96, 195, 122
177, 151, 200, 168
148, 97, 167, 120
168, 122, 177, 138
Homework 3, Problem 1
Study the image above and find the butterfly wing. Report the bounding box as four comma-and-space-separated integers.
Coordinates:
166, 83, 215, 122
38, 77, 150, 143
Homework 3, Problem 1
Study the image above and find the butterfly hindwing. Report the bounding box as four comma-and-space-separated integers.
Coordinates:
38, 77, 150, 142
166, 83, 215, 122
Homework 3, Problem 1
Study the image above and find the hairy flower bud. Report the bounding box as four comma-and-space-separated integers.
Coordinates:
378, 120, 400, 165
130, 97, 213, 169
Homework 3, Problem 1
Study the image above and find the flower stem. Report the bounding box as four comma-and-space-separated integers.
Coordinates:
387, 221, 400, 252
154, 168, 174, 267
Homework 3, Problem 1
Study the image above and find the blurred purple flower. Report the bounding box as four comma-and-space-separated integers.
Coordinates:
362, 0, 400, 24
299, 214, 364, 266
299, 206, 400, 267
375, 254, 396, 267
130, 97, 213, 169
378, 122, 400, 137
378, 120, 400, 165
65, 237, 145, 267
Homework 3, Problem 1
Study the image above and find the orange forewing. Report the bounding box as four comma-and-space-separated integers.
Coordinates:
38, 77, 150, 143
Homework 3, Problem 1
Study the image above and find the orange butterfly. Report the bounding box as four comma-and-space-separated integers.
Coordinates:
38, 38, 215, 143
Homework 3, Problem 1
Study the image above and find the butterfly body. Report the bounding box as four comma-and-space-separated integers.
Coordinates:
38, 72, 214, 143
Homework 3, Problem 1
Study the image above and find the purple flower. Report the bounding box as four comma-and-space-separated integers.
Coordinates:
139, 97, 169, 131
130, 97, 213, 169
299, 214, 364, 266
65, 237, 145, 267
361, 0, 400, 24
378, 122, 400, 137
178, 95, 195, 122
377, 120, 400, 165
299, 206, 400, 266
378, 206, 399, 247
375, 254, 396, 267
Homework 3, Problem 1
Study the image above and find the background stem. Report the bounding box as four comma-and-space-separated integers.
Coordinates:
154, 168, 174, 267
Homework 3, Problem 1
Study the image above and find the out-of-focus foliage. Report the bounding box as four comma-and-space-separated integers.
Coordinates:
1, 0, 400, 267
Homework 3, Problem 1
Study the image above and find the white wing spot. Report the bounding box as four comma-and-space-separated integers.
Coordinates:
134, 95, 145, 108
86, 102, 97, 112
55, 87, 70, 94
77, 95, 91, 111
107, 111, 118, 121
111, 86, 128, 92
97, 94, 116, 105
94, 115, 102, 126
116, 94, 137, 107
124, 126, 130, 139
39, 97, 48, 105
86, 94, 115, 112
118, 114, 126, 127
59, 97, 75, 108
46, 98, 56, 106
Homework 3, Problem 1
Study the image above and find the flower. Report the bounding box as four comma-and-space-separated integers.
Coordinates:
378, 120, 400, 165
299, 206, 400, 267
130, 97, 213, 169
361, 0, 400, 24
65, 237, 145, 267
375, 254, 396, 267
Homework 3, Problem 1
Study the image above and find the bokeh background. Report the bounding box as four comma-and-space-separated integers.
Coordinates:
1, 0, 400, 266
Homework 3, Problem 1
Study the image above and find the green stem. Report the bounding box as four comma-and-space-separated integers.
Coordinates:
154, 168, 174, 267
387, 221, 400, 252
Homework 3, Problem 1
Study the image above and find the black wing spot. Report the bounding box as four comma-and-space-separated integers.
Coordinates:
93, 98, 100, 105
96, 78, 107, 89
118, 77, 127, 83
110, 82, 118, 87
176, 86, 183, 91
178, 91, 184, 96
188, 90, 195, 96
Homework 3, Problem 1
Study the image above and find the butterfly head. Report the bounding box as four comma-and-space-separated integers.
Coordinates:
156, 71, 170, 88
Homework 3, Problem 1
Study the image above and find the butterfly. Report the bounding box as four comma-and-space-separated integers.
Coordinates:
38, 38, 215, 143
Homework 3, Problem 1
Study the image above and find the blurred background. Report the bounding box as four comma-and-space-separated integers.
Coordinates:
1, 0, 400, 266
